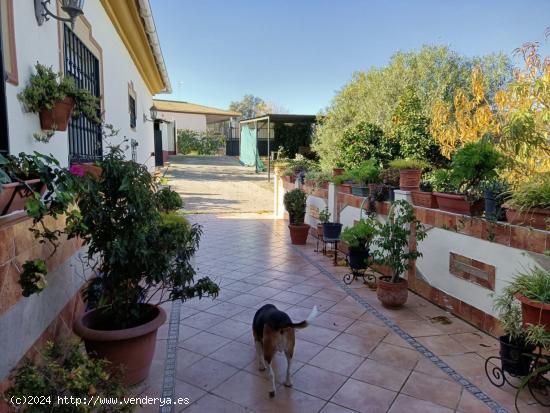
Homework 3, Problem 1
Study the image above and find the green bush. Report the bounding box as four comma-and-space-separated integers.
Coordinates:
6, 340, 131, 412
177, 129, 224, 155
319, 207, 331, 223
423, 169, 454, 193
341, 218, 378, 251
155, 188, 183, 212
389, 158, 430, 170
349, 159, 380, 185
337, 122, 398, 169
449, 141, 503, 191
509, 173, 550, 210
283, 189, 307, 224
379, 168, 400, 187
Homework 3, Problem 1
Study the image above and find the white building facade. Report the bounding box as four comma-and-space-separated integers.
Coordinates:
1, 0, 171, 169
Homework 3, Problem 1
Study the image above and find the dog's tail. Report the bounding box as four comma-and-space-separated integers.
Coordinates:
290, 306, 319, 329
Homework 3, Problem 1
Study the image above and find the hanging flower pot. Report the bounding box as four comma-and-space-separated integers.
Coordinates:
39, 96, 75, 131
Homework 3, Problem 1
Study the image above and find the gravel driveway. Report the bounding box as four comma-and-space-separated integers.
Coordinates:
164, 155, 274, 214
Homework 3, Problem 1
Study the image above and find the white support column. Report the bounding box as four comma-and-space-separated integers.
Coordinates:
328, 183, 338, 222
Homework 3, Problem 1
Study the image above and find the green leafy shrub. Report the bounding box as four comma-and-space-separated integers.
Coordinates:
423, 169, 454, 193
379, 168, 400, 187
6, 340, 131, 413
273, 122, 313, 158
177, 129, 224, 155
319, 207, 331, 223
372, 200, 427, 282
283, 189, 307, 224
341, 218, 378, 251
337, 122, 398, 169
19, 259, 48, 297
332, 171, 354, 185
349, 159, 380, 185
66, 144, 218, 329
155, 188, 183, 212
508, 173, 550, 210
18, 63, 101, 125
389, 158, 430, 170
448, 141, 504, 192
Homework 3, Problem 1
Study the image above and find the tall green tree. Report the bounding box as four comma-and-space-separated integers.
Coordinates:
312, 46, 512, 169
389, 87, 447, 167
229, 95, 287, 119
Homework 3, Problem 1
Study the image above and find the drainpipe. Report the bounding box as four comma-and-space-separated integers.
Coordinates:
137, 0, 172, 93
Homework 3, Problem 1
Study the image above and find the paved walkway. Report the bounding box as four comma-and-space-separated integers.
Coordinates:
135, 214, 547, 413
164, 156, 273, 214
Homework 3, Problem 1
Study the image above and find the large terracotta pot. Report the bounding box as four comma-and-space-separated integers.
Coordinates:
39, 96, 75, 131
377, 276, 408, 307
0, 182, 19, 215
288, 223, 310, 245
515, 293, 550, 333
332, 168, 345, 176
410, 190, 438, 209
398, 169, 421, 191
338, 183, 353, 194
506, 207, 549, 231
74, 304, 167, 385
6, 179, 45, 214
433, 192, 484, 216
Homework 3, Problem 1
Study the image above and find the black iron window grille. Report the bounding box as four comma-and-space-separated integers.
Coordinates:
64, 24, 102, 164
129, 95, 136, 129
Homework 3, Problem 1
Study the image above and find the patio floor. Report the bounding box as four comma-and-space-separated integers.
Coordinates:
135, 213, 547, 413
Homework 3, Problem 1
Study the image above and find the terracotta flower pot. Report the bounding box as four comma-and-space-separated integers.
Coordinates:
74, 304, 167, 385
338, 183, 353, 194
0, 182, 19, 215
377, 276, 408, 307
515, 293, 550, 333
398, 169, 421, 191
433, 192, 484, 216
288, 223, 310, 245
304, 179, 315, 188
7, 179, 45, 214
410, 190, 438, 209
39, 96, 75, 131
332, 168, 345, 176
505, 207, 549, 231
316, 223, 324, 239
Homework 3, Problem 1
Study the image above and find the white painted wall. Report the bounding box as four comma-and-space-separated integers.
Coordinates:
6, 1, 159, 169
156, 111, 207, 132
276, 182, 542, 319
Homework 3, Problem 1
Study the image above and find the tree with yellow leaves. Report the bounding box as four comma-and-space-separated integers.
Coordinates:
431, 31, 550, 183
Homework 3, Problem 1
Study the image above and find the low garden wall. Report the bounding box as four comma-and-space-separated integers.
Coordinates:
276, 173, 549, 337
0, 212, 86, 410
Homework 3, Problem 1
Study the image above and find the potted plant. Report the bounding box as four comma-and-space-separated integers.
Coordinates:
317, 207, 330, 238
305, 170, 331, 190
322, 212, 343, 241
0, 154, 17, 216
410, 174, 438, 208
283, 188, 310, 245
378, 167, 400, 202
433, 141, 503, 215
505, 174, 549, 230
372, 200, 427, 307
505, 267, 550, 334
493, 286, 536, 376
481, 179, 509, 221
389, 159, 430, 191
332, 172, 354, 194
18, 63, 101, 132
350, 159, 380, 197
340, 218, 378, 270
59, 145, 220, 385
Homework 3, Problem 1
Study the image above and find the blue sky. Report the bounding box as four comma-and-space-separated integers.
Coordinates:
151, 0, 550, 114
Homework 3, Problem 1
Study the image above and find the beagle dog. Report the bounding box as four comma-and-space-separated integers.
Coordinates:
252, 304, 319, 398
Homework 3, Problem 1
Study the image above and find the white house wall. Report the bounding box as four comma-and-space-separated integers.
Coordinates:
157, 111, 207, 132
6, 1, 158, 169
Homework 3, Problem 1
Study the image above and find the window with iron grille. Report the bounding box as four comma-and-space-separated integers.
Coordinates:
129, 94, 136, 129
64, 25, 102, 164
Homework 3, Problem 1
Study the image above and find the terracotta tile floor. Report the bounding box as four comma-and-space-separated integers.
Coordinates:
134, 214, 548, 413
